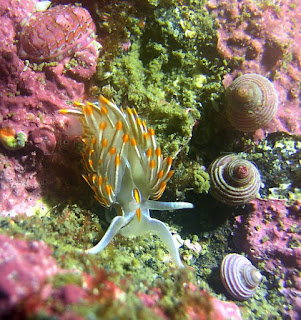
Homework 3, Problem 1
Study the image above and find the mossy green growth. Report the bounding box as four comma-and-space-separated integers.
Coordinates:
245, 132, 301, 202
98, 41, 197, 158
171, 156, 210, 199
94, 0, 229, 195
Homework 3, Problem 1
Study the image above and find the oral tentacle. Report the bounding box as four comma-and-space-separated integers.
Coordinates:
146, 218, 184, 268
85, 215, 130, 254
143, 200, 194, 211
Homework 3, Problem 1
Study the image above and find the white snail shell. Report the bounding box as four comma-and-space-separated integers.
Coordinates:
220, 253, 262, 301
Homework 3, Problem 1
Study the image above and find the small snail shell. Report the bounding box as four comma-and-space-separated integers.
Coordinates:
226, 74, 278, 132
221, 253, 262, 301
208, 154, 261, 206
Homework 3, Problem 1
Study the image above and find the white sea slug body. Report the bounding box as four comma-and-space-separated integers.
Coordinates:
60, 96, 193, 267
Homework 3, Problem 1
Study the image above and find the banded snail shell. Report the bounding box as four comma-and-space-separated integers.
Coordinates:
220, 253, 262, 301
226, 74, 278, 132
208, 154, 261, 206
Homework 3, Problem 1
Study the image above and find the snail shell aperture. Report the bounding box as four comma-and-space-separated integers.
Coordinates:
208, 154, 261, 206
220, 253, 262, 301
226, 74, 278, 132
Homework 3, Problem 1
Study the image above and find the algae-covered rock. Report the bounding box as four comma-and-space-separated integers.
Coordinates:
93, 0, 228, 195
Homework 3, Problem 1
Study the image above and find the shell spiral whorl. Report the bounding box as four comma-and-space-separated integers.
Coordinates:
226, 74, 278, 132
208, 154, 261, 206
220, 253, 262, 301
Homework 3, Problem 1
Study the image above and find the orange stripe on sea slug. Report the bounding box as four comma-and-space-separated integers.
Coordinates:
148, 128, 155, 136
136, 208, 141, 222
86, 101, 95, 107
58, 109, 68, 115
157, 170, 164, 179
155, 148, 161, 157
102, 198, 109, 207
136, 118, 142, 126
102, 138, 108, 147
166, 156, 173, 166
83, 105, 93, 115
115, 120, 123, 130
133, 188, 141, 204
91, 136, 96, 146
109, 147, 116, 155
131, 138, 137, 147
98, 176, 103, 187
159, 181, 166, 190
99, 95, 110, 105
115, 154, 120, 166
146, 148, 152, 158
73, 101, 83, 107
101, 106, 108, 115
105, 184, 112, 196
99, 121, 107, 130
82, 175, 89, 184
167, 170, 174, 179
122, 133, 129, 143
149, 159, 156, 169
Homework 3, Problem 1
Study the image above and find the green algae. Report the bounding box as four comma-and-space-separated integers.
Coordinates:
245, 132, 301, 202
93, 0, 230, 195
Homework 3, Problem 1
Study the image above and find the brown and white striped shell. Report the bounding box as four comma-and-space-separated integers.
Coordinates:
226, 74, 278, 132
220, 253, 262, 301
208, 154, 261, 206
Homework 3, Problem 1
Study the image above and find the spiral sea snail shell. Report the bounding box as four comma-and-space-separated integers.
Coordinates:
208, 154, 261, 206
220, 253, 262, 301
226, 74, 278, 132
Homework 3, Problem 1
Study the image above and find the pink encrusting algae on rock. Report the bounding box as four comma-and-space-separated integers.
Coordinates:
0, 0, 100, 216
234, 199, 301, 319
138, 284, 243, 320
0, 234, 60, 316
207, 0, 301, 139
0, 234, 243, 319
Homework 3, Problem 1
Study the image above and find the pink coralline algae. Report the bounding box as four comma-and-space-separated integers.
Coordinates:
0, 234, 242, 319
0, 0, 100, 216
138, 285, 243, 320
0, 234, 89, 319
0, 234, 60, 317
233, 199, 301, 319
207, 0, 301, 139
19, 5, 96, 62
29, 127, 57, 154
